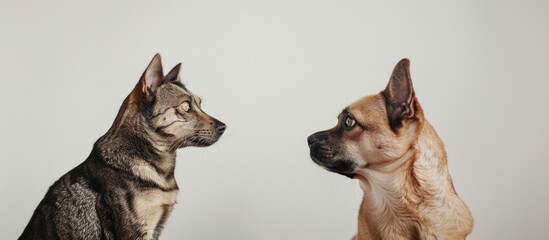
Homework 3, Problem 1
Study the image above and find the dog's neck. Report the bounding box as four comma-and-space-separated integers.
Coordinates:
355, 121, 472, 239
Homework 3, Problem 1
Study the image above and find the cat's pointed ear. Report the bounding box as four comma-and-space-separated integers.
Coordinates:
382, 58, 416, 129
165, 63, 182, 83
139, 53, 164, 95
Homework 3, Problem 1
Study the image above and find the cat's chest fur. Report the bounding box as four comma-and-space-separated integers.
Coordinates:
133, 188, 178, 240
127, 157, 179, 239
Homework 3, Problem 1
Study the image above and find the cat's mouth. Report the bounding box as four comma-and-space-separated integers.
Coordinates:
188, 137, 214, 146
181, 134, 219, 147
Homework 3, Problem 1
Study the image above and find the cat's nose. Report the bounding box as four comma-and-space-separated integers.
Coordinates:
217, 123, 226, 133
213, 119, 226, 134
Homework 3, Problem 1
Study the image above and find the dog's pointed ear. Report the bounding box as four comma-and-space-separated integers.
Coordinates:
138, 53, 164, 96
165, 63, 182, 83
382, 58, 416, 129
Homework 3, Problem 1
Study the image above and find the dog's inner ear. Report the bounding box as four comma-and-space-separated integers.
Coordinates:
139, 53, 164, 96
165, 63, 182, 83
382, 58, 416, 129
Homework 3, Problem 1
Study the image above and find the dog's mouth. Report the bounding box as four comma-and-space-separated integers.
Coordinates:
326, 167, 356, 179
308, 137, 358, 179
310, 153, 357, 179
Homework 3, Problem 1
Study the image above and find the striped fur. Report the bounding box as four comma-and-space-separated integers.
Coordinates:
20, 54, 226, 240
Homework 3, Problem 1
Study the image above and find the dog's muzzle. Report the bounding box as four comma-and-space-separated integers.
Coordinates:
307, 131, 331, 162
307, 132, 326, 147
307, 131, 356, 178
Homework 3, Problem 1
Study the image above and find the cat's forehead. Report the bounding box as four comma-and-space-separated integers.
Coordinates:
156, 83, 200, 106
172, 83, 201, 104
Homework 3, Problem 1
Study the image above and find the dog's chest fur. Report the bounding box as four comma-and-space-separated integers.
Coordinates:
357, 122, 473, 240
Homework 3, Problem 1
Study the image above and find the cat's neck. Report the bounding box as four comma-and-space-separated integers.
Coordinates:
94, 114, 178, 179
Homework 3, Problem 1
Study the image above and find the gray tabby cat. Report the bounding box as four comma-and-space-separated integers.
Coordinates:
20, 54, 226, 240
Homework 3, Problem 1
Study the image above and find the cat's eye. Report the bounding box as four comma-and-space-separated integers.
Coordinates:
181, 101, 191, 112
344, 116, 356, 128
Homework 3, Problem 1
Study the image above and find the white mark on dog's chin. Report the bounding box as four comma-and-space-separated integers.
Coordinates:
345, 144, 367, 167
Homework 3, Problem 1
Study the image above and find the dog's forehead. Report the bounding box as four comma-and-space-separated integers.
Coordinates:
347, 94, 387, 123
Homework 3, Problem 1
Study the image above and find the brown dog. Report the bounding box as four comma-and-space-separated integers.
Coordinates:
308, 59, 473, 239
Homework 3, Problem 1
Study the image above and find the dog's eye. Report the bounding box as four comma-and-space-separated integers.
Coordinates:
344, 116, 356, 128
181, 101, 191, 112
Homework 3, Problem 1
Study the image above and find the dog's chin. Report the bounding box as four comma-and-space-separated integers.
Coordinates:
310, 155, 357, 179
327, 169, 356, 179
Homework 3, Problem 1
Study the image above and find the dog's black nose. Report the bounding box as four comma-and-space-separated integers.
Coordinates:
308, 132, 327, 146
307, 135, 317, 146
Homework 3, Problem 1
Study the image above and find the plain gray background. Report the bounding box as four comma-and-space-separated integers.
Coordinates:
1, 0, 548, 239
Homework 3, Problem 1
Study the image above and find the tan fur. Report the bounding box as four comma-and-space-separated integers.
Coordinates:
308, 59, 473, 240
131, 159, 177, 190
351, 89, 473, 240
133, 189, 178, 240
